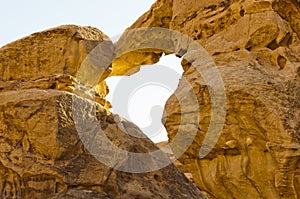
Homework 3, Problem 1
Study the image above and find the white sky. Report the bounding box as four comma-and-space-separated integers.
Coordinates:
106, 55, 183, 143
1, 0, 183, 143
0, 0, 155, 46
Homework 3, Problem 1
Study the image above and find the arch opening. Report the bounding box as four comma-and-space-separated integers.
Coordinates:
105, 54, 183, 143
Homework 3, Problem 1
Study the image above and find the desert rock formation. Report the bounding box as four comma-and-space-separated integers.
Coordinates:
1, 0, 300, 198
0, 25, 206, 199
124, 0, 300, 198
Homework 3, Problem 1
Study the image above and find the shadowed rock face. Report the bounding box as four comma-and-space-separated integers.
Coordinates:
123, 0, 300, 198
0, 25, 206, 199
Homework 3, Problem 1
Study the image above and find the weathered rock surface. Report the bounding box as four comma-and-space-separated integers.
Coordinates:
0, 25, 112, 108
2, 0, 300, 197
0, 25, 206, 198
110, 0, 173, 76
156, 141, 195, 182
0, 89, 204, 199
123, 0, 300, 198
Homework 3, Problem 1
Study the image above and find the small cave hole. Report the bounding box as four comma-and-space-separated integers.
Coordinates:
240, 9, 245, 17
277, 55, 287, 70
50, 83, 56, 89
154, 174, 161, 181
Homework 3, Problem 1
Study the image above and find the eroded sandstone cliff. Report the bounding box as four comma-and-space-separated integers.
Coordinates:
117, 0, 300, 198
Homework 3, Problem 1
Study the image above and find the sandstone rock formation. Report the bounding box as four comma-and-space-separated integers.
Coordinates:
118, 0, 300, 198
0, 25, 206, 199
1, 0, 300, 198
0, 25, 112, 108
